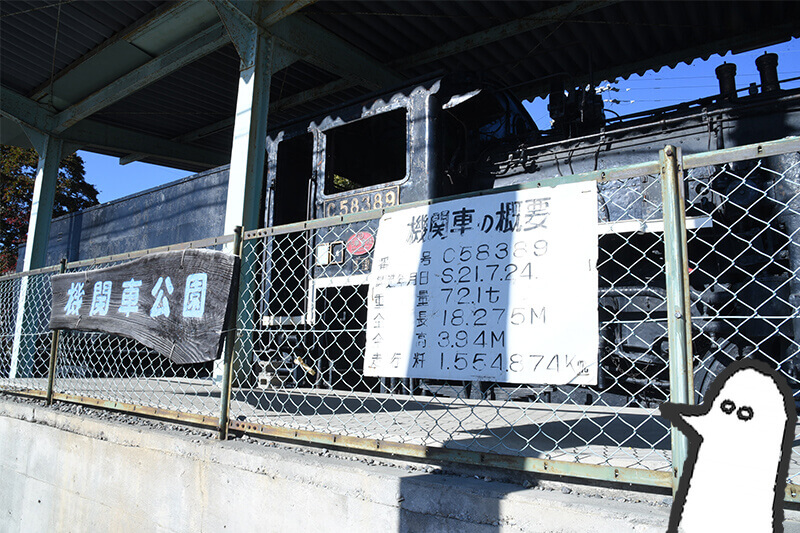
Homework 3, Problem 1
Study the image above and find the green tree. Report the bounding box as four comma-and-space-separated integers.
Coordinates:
1, 145, 99, 274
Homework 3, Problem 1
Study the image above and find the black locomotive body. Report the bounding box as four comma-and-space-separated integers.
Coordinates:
257, 64, 800, 406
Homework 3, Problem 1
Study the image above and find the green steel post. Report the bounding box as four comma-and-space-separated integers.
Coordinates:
219, 226, 243, 440
660, 145, 695, 494
45, 258, 67, 405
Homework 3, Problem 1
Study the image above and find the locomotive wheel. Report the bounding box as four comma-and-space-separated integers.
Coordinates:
693, 342, 736, 405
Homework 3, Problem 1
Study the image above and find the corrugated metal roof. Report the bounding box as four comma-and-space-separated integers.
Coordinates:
0, 0, 165, 94
91, 45, 240, 140
1, 1, 799, 170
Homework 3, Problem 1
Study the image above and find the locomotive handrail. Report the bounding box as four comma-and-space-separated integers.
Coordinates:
241, 136, 800, 245
243, 159, 665, 241
599, 285, 703, 303
529, 92, 800, 157
683, 136, 800, 169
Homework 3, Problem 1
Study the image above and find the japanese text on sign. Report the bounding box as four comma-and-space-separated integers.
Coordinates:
364, 181, 599, 385
50, 249, 237, 365
63, 275, 208, 320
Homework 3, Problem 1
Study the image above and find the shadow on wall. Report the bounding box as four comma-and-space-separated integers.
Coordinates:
397, 467, 521, 532
66, 211, 84, 263
390, 396, 672, 530
394, 447, 671, 532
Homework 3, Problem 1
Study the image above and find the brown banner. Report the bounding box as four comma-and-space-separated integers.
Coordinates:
50, 249, 238, 364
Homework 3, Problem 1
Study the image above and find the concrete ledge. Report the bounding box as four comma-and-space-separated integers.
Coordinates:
0, 396, 685, 532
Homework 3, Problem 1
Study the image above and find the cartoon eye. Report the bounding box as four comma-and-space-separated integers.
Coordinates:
737, 406, 754, 421
720, 399, 736, 414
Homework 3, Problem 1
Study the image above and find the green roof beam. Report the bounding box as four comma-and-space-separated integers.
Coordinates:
52, 23, 230, 133
0, 87, 226, 168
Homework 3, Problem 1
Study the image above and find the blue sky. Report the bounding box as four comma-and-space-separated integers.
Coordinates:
79, 38, 799, 204
78, 155, 189, 203
523, 38, 800, 130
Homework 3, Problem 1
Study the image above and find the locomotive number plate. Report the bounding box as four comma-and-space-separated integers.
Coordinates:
324, 186, 399, 217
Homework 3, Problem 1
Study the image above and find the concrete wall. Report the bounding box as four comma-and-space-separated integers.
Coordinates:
17, 166, 229, 270
0, 397, 680, 533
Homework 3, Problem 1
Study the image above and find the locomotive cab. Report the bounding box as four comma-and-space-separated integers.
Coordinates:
255, 76, 537, 391
255, 61, 800, 405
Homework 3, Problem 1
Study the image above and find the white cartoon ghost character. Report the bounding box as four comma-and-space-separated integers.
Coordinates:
660, 359, 795, 533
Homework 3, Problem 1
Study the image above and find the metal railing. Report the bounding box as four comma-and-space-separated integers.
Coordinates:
1, 138, 799, 499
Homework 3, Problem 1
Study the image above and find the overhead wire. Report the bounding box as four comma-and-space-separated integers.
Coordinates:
0, 0, 74, 19
47, 0, 63, 108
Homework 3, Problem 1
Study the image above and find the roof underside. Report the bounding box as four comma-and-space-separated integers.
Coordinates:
2, 0, 799, 171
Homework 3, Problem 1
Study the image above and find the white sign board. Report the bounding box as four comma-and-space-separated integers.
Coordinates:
364, 181, 599, 385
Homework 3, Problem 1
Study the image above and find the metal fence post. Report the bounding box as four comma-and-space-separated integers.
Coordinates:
220, 226, 243, 440
660, 145, 695, 493
45, 258, 67, 405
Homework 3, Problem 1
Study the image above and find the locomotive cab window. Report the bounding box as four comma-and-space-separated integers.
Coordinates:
274, 132, 314, 225
324, 109, 407, 195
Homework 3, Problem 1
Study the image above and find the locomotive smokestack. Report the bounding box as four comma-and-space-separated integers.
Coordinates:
715, 62, 737, 101
756, 52, 780, 93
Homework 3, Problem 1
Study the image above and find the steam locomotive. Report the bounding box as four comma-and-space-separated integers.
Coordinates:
256, 52, 800, 406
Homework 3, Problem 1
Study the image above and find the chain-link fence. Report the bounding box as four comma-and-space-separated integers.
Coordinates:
0, 238, 235, 427
47, 238, 236, 426
0, 269, 57, 396
682, 145, 800, 485
226, 163, 679, 487
1, 139, 799, 496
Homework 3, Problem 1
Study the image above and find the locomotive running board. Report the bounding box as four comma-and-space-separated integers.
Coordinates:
599, 216, 711, 235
